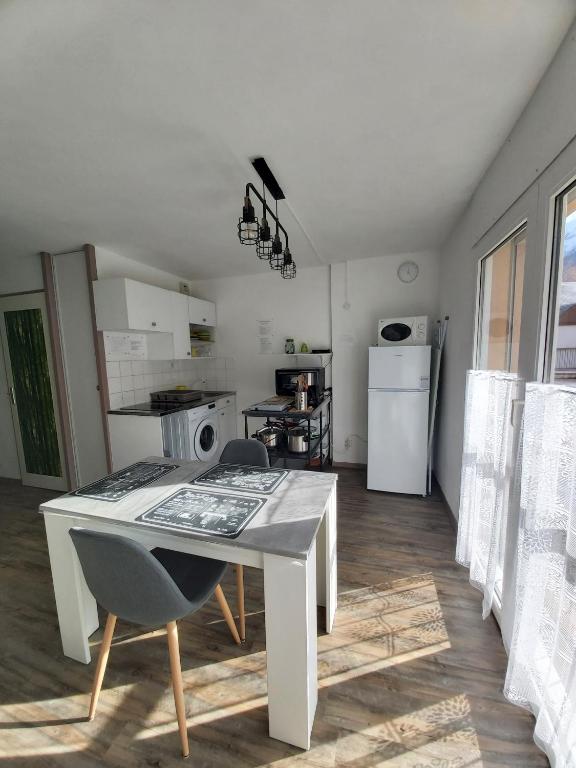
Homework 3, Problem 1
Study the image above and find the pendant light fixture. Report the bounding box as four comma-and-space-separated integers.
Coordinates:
256, 183, 272, 260
269, 200, 284, 270
237, 193, 259, 245
281, 247, 296, 279
237, 157, 297, 278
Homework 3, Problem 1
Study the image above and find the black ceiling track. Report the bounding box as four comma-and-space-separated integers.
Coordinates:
251, 157, 285, 200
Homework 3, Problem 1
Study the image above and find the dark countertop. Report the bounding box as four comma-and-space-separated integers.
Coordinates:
108, 391, 236, 417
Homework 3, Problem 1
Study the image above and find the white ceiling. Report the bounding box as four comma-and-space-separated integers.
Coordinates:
1, 0, 575, 280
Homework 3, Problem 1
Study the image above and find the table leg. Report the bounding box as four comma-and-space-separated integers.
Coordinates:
44, 514, 99, 663
316, 485, 337, 633
263, 544, 317, 750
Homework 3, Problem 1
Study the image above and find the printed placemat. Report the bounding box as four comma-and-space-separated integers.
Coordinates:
136, 488, 265, 538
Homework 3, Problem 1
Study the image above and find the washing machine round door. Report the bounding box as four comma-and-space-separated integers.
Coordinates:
193, 415, 219, 461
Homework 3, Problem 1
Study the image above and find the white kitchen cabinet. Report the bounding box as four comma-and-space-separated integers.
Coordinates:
93, 278, 173, 333
171, 292, 192, 359
217, 395, 238, 448
188, 296, 216, 326
108, 414, 163, 470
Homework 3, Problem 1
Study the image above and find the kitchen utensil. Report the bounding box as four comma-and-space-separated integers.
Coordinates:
256, 426, 283, 448
288, 427, 308, 453
295, 391, 308, 411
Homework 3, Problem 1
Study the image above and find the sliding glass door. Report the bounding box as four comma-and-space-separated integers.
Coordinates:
476, 227, 526, 373
544, 181, 576, 384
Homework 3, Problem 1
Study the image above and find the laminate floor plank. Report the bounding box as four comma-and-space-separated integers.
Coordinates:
0, 471, 546, 767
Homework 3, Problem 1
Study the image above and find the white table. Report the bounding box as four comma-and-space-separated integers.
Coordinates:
39, 458, 337, 750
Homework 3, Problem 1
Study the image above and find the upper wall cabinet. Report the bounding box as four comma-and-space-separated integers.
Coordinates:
93, 278, 216, 335
188, 297, 216, 326
172, 292, 192, 358
93, 278, 172, 332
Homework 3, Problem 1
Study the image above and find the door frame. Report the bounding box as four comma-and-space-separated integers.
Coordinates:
0, 292, 68, 491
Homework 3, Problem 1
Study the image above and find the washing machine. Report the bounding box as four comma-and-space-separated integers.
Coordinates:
187, 403, 220, 462
161, 396, 236, 462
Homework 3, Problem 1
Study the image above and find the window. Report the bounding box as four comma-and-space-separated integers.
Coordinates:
546, 182, 576, 384
476, 227, 526, 372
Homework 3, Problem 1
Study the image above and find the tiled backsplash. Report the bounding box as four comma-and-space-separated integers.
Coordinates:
106, 358, 235, 409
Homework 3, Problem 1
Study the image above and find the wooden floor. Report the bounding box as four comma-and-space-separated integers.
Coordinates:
0, 470, 546, 768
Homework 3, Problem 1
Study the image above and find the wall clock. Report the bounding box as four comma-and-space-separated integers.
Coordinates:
397, 260, 419, 283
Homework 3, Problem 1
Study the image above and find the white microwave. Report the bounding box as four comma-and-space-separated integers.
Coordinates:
377, 316, 428, 346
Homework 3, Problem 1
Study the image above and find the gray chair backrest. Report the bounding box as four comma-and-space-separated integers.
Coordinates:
70, 529, 193, 626
220, 438, 270, 467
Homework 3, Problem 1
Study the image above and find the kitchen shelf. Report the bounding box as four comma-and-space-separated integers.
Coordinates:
241, 394, 332, 471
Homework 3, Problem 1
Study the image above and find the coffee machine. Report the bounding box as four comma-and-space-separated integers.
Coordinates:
275, 367, 326, 407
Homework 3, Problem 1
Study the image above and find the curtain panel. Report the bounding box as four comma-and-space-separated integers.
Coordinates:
504, 383, 576, 768
456, 370, 520, 618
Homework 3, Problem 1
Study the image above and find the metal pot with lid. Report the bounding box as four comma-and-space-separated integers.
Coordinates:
255, 426, 283, 449
288, 427, 308, 453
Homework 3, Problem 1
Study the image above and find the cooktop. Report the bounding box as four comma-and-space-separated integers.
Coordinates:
74, 461, 177, 502
108, 391, 234, 417
136, 488, 265, 538
192, 463, 288, 494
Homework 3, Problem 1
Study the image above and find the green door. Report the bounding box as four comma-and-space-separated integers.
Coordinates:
0, 293, 67, 490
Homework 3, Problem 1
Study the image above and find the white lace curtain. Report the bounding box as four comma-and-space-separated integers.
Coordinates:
456, 370, 520, 618
504, 383, 576, 767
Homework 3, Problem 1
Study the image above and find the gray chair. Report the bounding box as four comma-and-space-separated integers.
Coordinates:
220, 438, 270, 468
219, 438, 270, 642
70, 528, 240, 758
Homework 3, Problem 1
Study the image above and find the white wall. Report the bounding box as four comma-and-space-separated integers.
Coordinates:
189, 266, 331, 435
331, 252, 439, 464
95, 247, 190, 291
190, 255, 440, 459
0, 253, 43, 295
436, 19, 576, 514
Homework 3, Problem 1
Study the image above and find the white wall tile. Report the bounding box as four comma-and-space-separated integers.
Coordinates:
122, 391, 136, 406
131, 360, 146, 375
106, 361, 120, 378
108, 377, 122, 394
121, 375, 134, 391
109, 392, 123, 409
119, 360, 132, 377
132, 374, 144, 389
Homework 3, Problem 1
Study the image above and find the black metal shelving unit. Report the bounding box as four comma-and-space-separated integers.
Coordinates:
242, 394, 332, 471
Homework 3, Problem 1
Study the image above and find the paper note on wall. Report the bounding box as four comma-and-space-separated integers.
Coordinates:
258, 319, 274, 354
104, 332, 147, 361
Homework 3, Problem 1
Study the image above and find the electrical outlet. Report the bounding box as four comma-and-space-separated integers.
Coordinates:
344, 437, 351, 450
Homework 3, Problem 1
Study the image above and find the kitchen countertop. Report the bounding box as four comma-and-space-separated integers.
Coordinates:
108, 391, 236, 417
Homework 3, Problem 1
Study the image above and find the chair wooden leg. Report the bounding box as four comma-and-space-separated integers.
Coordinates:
214, 584, 241, 645
166, 621, 189, 759
236, 564, 246, 642
88, 612, 116, 721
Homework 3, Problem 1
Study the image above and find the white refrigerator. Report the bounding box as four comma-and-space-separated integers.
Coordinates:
367, 345, 431, 495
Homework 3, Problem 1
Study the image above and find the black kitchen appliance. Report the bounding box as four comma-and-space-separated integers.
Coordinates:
275, 367, 325, 406
150, 389, 203, 403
